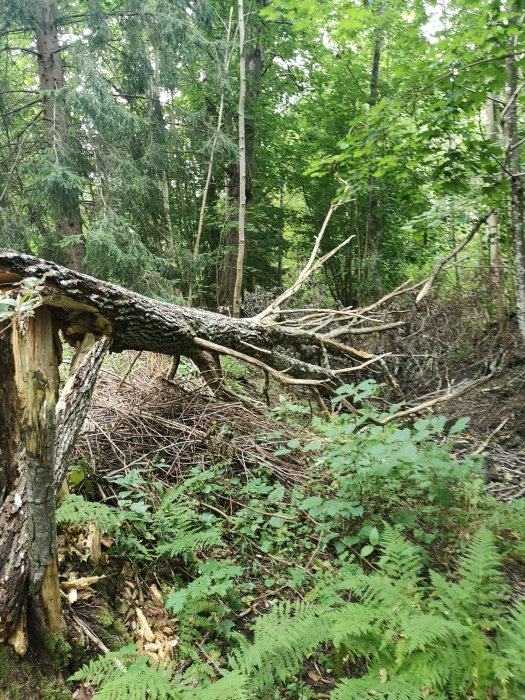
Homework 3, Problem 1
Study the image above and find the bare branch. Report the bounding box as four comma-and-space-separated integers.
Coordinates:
415, 213, 491, 305
253, 186, 352, 323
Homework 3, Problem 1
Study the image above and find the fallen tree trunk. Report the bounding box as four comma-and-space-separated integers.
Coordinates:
0, 249, 372, 382
0, 249, 381, 647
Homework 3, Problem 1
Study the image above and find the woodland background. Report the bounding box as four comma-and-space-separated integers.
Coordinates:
1, 0, 523, 322
1, 1, 525, 699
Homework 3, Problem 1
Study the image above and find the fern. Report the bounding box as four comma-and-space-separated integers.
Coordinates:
493, 600, 525, 696
331, 677, 423, 700
223, 526, 524, 699
375, 526, 424, 584
153, 487, 223, 560
86, 657, 178, 700
71, 646, 249, 699
56, 494, 124, 532
231, 601, 331, 692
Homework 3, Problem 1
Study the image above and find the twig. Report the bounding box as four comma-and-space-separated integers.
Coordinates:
253, 186, 352, 322
472, 416, 510, 455
196, 641, 224, 676
212, 491, 295, 520
333, 352, 390, 374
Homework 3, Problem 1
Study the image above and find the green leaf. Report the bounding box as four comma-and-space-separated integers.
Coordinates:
369, 527, 380, 546
448, 417, 470, 435
268, 517, 285, 527
360, 544, 374, 558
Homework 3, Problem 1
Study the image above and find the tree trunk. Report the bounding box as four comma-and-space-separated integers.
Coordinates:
503, 30, 525, 342
365, 0, 386, 297
218, 5, 264, 313
35, 0, 85, 271
233, 0, 247, 319
486, 94, 507, 323
11, 307, 62, 637
0, 324, 108, 645
190, 8, 234, 304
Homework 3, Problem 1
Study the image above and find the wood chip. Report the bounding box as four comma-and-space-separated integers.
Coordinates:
149, 583, 164, 605
135, 607, 155, 642
60, 575, 105, 590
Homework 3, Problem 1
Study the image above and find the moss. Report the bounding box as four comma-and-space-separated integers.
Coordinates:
95, 607, 114, 628
39, 683, 71, 700
42, 633, 72, 673
94, 607, 132, 651
0, 645, 16, 681
7, 684, 21, 700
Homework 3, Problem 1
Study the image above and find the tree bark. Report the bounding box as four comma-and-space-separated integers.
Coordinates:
11, 307, 62, 636
233, 0, 247, 319
486, 94, 507, 323
502, 30, 525, 342
0, 249, 369, 383
35, 0, 85, 271
0, 320, 108, 645
218, 5, 264, 313
365, 0, 386, 297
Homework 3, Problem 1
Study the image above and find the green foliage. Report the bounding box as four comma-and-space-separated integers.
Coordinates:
0, 277, 44, 324
70, 645, 249, 699
60, 468, 225, 564
68, 403, 525, 699
56, 494, 124, 532
231, 601, 330, 692
298, 386, 484, 553
228, 526, 525, 699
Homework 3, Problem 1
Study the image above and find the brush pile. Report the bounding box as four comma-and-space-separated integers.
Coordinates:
73, 354, 310, 486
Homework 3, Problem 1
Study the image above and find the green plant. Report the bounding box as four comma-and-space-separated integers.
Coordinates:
289, 387, 485, 555
70, 644, 248, 699
58, 468, 225, 565
0, 276, 44, 327
230, 526, 525, 699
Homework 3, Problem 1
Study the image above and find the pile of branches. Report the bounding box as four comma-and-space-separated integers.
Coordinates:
74, 355, 311, 486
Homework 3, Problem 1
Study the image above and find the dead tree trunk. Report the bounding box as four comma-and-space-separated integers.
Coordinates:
0, 302, 108, 647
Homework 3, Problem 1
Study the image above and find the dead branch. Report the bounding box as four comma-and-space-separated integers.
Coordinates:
253, 187, 352, 323
416, 213, 491, 305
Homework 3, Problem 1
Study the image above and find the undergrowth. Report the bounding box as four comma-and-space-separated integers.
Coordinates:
57, 381, 525, 699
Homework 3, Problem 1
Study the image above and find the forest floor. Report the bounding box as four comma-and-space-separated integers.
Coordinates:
1, 294, 525, 699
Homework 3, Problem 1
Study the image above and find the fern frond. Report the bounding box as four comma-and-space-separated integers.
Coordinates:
494, 599, 525, 693
330, 603, 382, 649
56, 494, 124, 532
396, 614, 466, 655
377, 526, 423, 584
331, 676, 422, 700
231, 601, 330, 692
153, 490, 224, 559
70, 644, 137, 685
91, 658, 177, 700
457, 527, 504, 591
156, 528, 223, 558
189, 671, 249, 699
434, 527, 506, 622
